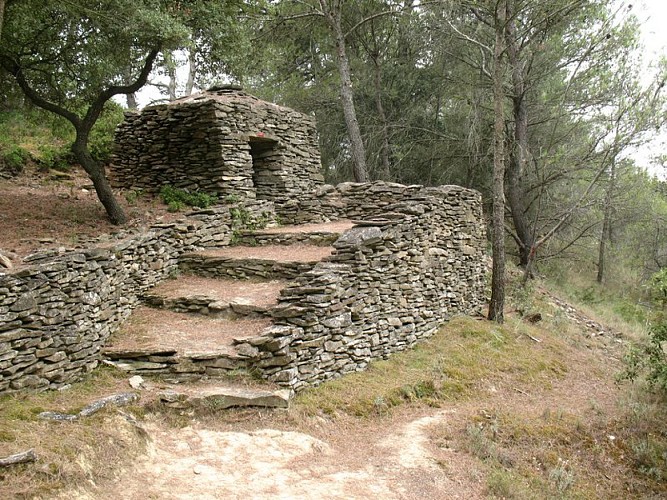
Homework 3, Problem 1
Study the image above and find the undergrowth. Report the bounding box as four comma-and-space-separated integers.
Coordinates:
159, 184, 217, 212
0, 367, 146, 499
0, 103, 124, 170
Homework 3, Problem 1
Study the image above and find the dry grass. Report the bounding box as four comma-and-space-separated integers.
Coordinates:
295, 316, 568, 417
0, 367, 148, 499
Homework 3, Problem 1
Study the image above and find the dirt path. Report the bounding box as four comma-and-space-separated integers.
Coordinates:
62, 407, 483, 500
58, 305, 630, 500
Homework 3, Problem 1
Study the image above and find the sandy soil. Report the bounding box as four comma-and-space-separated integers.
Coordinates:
63, 409, 483, 500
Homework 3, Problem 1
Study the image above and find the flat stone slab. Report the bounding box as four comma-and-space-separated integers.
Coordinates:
258, 220, 355, 235
144, 276, 286, 316
159, 384, 291, 410
105, 306, 271, 357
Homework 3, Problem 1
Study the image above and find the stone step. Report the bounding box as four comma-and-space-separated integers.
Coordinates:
233, 220, 355, 247
155, 380, 292, 410
102, 306, 271, 380
179, 244, 333, 280
142, 276, 286, 318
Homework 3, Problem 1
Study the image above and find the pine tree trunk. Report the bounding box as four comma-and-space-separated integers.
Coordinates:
597, 161, 617, 283
164, 51, 177, 101
126, 92, 138, 110
488, 0, 507, 324
505, 5, 533, 268
320, 0, 369, 183
373, 60, 391, 180
185, 48, 196, 96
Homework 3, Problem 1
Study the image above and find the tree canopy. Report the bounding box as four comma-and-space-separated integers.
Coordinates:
2, 0, 667, 312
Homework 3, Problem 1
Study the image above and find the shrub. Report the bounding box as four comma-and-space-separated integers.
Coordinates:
621, 269, 667, 392
159, 185, 216, 212
36, 144, 73, 172
89, 102, 124, 164
0, 145, 30, 175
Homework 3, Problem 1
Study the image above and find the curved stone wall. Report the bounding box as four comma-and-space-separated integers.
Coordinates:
0, 181, 486, 394
246, 184, 487, 389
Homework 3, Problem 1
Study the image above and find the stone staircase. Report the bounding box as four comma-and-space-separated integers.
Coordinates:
102, 220, 354, 409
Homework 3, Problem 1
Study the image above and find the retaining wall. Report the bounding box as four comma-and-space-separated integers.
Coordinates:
0, 181, 487, 394
0, 202, 274, 392
244, 184, 487, 390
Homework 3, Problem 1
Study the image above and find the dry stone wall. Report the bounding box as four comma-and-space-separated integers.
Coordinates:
110, 87, 324, 205
244, 183, 487, 390
0, 202, 274, 393
0, 178, 487, 394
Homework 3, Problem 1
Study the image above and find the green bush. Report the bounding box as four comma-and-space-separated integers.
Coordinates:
89, 102, 124, 163
159, 185, 216, 212
621, 269, 667, 392
0, 145, 30, 174
36, 144, 73, 172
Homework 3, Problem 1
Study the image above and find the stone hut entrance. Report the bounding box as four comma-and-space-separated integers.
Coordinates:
248, 135, 280, 201
110, 85, 324, 208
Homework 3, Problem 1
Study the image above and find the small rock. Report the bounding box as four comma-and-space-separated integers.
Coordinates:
193, 464, 204, 475
128, 375, 145, 389
0, 252, 12, 269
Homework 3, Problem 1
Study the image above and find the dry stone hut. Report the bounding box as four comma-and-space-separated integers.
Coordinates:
110, 85, 325, 206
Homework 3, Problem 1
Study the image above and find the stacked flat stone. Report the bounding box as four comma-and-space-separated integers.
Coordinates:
0, 201, 274, 393
110, 87, 325, 204
240, 184, 487, 390
0, 180, 487, 394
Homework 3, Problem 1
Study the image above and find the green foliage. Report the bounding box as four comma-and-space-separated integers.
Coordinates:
159, 185, 216, 212
89, 102, 124, 164
2, 0, 188, 108
0, 144, 30, 174
229, 207, 272, 244
621, 269, 667, 392
35, 144, 73, 172
124, 188, 144, 206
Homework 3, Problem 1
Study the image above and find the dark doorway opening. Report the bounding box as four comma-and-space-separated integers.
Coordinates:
249, 136, 280, 200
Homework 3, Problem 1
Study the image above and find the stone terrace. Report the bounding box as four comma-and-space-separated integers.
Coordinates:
0, 182, 486, 396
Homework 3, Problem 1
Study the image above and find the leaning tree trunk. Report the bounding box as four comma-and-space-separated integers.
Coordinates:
320, 0, 369, 183
488, 0, 507, 324
72, 132, 127, 225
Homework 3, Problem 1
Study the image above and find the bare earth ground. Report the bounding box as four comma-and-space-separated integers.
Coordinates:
258, 220, 355, 234
0, 166, 176, 261
198, 244, 334, 262
150, 277, 287, 306
106, 307, 272, 355
60, 325, 624, 500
